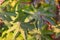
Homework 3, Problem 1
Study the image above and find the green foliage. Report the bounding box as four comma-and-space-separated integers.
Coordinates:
0, 0, 60, 40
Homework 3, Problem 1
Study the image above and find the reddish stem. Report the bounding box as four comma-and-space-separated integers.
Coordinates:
20, 2, 31, 4
44, 20, 53, 30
